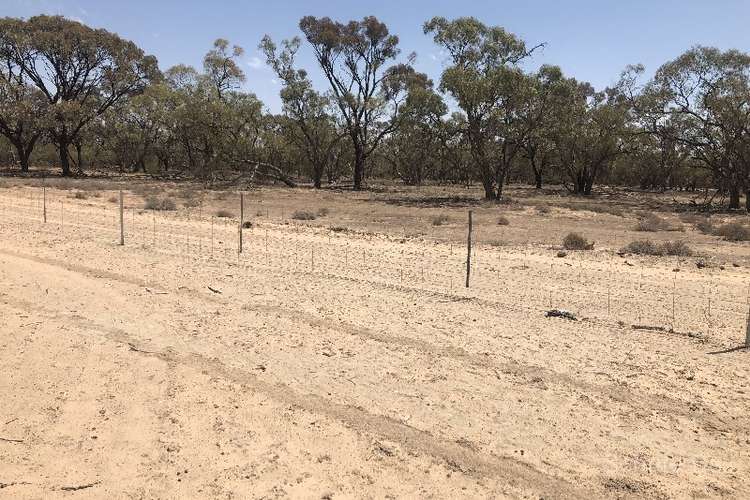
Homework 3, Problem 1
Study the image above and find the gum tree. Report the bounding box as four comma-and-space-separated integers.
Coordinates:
0, 15, 159, 175
299, 16, 425, 190
424, 16, 543, 200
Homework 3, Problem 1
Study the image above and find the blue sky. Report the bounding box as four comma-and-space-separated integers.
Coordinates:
6, 0, 750, 112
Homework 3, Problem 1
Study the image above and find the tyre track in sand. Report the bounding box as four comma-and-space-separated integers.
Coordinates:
0, 249, 592, 499
0, 246, 739, 438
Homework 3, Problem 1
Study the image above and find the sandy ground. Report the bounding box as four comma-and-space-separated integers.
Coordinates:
1, 184, 749, 499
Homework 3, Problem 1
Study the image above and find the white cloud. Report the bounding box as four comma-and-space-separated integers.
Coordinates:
247, 56, 264, 69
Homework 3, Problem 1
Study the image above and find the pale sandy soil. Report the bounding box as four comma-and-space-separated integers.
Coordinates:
1, 183, 749, 499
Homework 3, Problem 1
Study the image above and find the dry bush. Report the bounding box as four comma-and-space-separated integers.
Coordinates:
130, 184, 160, 197
329, 226, 350, 233
216, 209, 234, 218
317, 207, 330, 217
430, 214, 450, 226
558, 201, 624, 217
660, 240, 694, 256
144, 196, 176, 211
485, 238, 508, 247
182, 198, 201, 208
694, 219, 714, 234
678, 212, 706, 225
241, 220, 253, 229
108, 195, 118, 204
535, 205, 551, 215
563, 232, 594, 250
497, 215, 510, 226
635, 213, 677, 232
714, 222, 750, 241
292, 210, 316, 221
621, 239, 693, 256
71, 191, 88, 200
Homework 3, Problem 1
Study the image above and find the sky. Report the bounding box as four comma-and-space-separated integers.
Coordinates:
5, 0, 750, 113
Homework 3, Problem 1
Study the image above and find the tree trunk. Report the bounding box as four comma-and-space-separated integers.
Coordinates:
729, 186, 740, 210
59, 140, 71, 176
481, 176, 497, 200
746, 190, 750, 213
14, 142, 31, 173
353, 144, 365, 191
75, 142, 84, 173
312, 162, 323, 189
534, 170, 543, 189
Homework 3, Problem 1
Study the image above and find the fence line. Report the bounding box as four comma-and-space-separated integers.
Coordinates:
1, 188, 748, 346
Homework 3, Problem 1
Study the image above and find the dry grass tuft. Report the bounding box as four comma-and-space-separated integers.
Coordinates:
713, 222, 750, 241
563, 232, 594, 250
292, 210, 317, 221
621, 239, 693, 256
635, 213, 676, 232
216, 209, 234, 218
144, 196, 176, 211
430, 214, 450, 226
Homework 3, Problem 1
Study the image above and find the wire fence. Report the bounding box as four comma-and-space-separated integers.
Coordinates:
1, 187, 748, 347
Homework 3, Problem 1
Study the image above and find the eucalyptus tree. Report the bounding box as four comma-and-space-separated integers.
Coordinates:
0, 77, 46, 173
644, 47, 750, 210
551, 79, 630, 195
261, 35, 343, 188
424, 16, 543, 199
299, 16, 428, 190
519, 65, 569, 189
0, 15, 159, 176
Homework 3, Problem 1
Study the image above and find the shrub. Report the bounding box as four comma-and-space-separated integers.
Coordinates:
71, 191, 87, 199
678, 212, 705, 225
241, 220, 253, 229
292, 210, 317, 221
430, 214, 450, 226
108, 196, 118, 204
694, 219, 714, 234
563, 232, 593, 250
621, 239, 693, 256
622, 239, 660, 255
635, 213, 672, 232
216, 209, 234, 218
497, 215, 510, 226
535, 205, 551, 215
317, 207, 330, 217
660, 240, 694, 256
144, 196, 176, 211
714, 222, 750, 241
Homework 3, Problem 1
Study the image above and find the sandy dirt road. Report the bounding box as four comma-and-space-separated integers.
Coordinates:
1, 188, 749, 499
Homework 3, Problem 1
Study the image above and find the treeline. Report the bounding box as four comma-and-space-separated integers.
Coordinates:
1, 15, 749, 209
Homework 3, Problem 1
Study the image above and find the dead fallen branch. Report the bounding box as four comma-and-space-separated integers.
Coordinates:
207, 286, 222, 294
60, 481, 100, 491
0, 436, 24, 443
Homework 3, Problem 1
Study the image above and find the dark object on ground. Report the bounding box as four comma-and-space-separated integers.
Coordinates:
546, 309, 577, 321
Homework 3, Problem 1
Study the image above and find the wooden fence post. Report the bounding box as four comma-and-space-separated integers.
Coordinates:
119, 190, 124, 246
239, 192, 244, 254
466, 210, 473, 288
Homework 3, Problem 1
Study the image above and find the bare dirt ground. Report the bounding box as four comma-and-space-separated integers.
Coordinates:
1, 179, 749, 499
